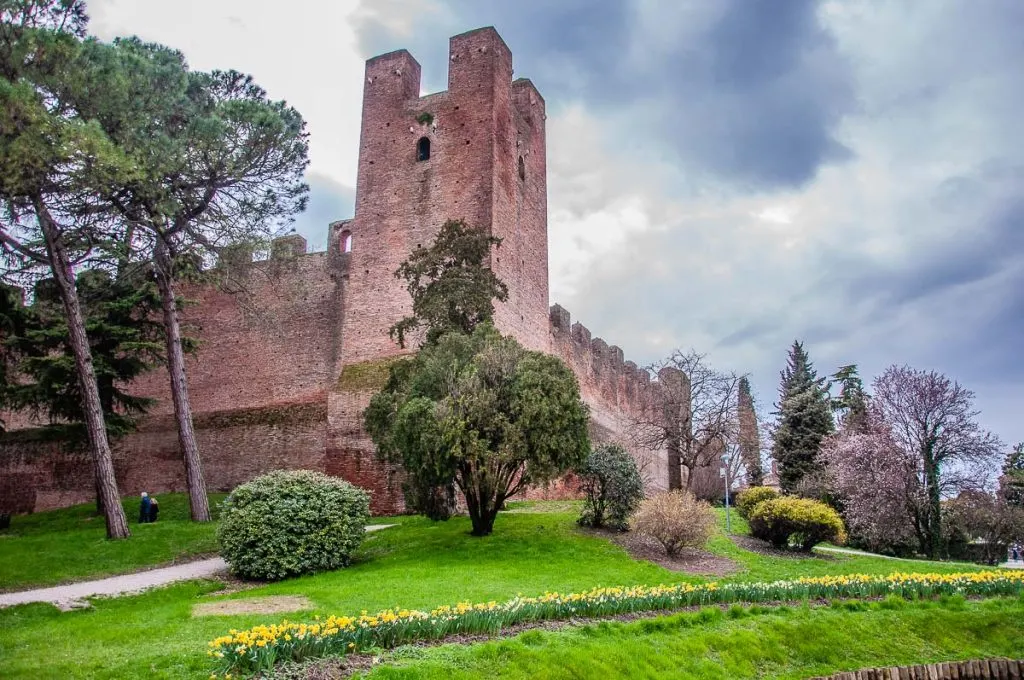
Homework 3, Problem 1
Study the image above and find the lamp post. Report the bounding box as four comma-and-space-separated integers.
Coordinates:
721, 452, 732, 535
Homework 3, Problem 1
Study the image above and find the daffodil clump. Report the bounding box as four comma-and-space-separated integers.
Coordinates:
209, 570, 1024, 677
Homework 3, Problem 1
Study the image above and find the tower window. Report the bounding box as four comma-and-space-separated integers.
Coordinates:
417, 136, 431, 161
518, 155, 526, 181
340, 230, 353, 253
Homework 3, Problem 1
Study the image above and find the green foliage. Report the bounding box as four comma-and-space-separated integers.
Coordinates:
217, 470, 370, 581
366, 324, 590, 535
771, 341, 835, 493
749, 496, 847, 551
735, 486, 780, 520
1002, 442, 1024, 507
416, 111, 434, 126
389, 219, 509, 349
576, 443, 644, 531
831, 364, 869, 432
1, 270, 166, 441
631, 490, 716, 556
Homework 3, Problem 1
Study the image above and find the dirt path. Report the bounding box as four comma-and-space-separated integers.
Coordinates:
0, 524, 396, 610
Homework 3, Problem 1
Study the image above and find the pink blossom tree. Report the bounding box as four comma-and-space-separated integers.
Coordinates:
823, 365, 1001, 557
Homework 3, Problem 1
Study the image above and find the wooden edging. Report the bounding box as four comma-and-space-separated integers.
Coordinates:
811, 658, 1023, 679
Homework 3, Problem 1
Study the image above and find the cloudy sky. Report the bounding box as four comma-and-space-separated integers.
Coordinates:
89, 0, 1023, 446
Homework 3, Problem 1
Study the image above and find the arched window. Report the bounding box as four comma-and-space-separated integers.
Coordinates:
340, 230, 353, 253
417, 137, 431, 161
518, 155, 526, 181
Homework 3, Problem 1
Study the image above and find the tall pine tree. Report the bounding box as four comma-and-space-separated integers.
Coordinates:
771, 341, 834, 493
831, 364, 869, 432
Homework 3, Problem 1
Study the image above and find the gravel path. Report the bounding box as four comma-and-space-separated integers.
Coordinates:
0, 523, 396, 610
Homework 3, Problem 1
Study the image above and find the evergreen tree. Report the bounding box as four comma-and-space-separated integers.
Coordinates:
5, 270, 164, 440
771, 341, 834, 493
1003, 443, 1024, 507
389, 219, 508, 348
831, 364, 869, 432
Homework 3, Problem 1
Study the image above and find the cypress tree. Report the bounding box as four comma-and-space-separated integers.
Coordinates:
771, 341, 834, 493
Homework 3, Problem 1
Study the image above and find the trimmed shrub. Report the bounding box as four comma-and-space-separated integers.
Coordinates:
749, 496, 846, 551
736, 486, 780, 520
577, 443, 644, 531
631, 490, 716, 556
218, 470, 371, 581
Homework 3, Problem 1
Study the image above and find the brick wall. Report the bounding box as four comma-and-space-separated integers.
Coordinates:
0, 28, 688, 516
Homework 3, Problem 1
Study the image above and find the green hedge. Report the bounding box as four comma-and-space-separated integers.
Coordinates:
749, 496, 846, 551
217, 470, 370, 581
735, 486, 780, 520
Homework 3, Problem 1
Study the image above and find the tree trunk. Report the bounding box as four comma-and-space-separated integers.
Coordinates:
667, 438, 683, 490
923, 449, 942, 558
154, 238, 210, 522
37, 202, 129, 539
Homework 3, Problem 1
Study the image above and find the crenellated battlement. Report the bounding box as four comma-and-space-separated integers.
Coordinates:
548, 304, 656, 419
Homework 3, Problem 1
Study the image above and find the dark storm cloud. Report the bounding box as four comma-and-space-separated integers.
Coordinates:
289, 172, 355, 252
351, 0, 853, 189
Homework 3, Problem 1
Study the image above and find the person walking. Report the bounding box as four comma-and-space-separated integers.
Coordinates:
138, 492, 151, 524
148, 496, 159, 523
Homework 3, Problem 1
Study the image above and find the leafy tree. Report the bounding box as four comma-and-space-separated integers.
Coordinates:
0, 0, 132, 537
831, 364, 869, 432
771, 341, 834, 493
57, 36, 311, 522
365, 324, 590, 536
576, 443, 644, 532
389, 219, 508, 349
944, 490, 1024, 565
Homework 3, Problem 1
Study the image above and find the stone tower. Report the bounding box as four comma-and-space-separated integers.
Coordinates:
338, 27, 550, 365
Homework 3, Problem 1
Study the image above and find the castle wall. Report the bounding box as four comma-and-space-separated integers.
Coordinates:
0, 27, 678, 517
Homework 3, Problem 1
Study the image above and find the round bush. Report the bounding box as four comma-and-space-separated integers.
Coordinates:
749, 496, 846, 551
217, 470, 371, 581
631, 490, 716, 556
736, 486, 780, 520
576, 443, 644, 531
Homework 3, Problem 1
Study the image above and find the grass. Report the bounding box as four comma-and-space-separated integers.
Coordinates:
0, 493, 226, 590
0, 501, 1005, 678
353, 597, 1024, 679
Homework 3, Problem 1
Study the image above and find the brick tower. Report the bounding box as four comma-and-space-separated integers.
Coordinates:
338, 27, 550, 365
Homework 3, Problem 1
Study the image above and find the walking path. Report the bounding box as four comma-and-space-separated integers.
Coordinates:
0, 524, 395, 610
817, 545, 1024, 569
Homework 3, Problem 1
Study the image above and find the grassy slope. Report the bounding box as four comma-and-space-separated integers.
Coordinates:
0, 506, 997, 679
357, 597, 1024, 680
0, 494, 226, 590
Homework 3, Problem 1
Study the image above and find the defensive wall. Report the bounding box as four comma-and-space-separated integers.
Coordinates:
0, 27, 671, 515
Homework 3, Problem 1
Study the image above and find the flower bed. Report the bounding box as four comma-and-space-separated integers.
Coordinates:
209, 570, 1024, 677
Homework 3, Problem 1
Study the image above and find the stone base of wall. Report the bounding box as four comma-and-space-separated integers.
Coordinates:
811, 658, 1024, 679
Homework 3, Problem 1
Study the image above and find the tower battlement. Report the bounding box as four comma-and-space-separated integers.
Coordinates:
342, 26, 549, 364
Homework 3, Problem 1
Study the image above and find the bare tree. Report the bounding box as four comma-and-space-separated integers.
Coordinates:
631, 350, 743, 495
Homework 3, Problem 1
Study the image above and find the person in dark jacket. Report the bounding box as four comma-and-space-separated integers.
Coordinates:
139, 492, 151, 524
148, 497, 159, 523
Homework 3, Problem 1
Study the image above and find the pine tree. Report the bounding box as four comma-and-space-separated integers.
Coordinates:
1003, 443, 1024, 507
771, 341, 834, 493
831, 364, 869, 432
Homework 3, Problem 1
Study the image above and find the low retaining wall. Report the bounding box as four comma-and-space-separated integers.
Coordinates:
811, 658, 1024, 679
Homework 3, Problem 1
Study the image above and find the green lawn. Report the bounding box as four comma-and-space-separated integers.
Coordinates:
0, 501, 1008, 678
355, 597, 1024, 680
0, 493, 226, 590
